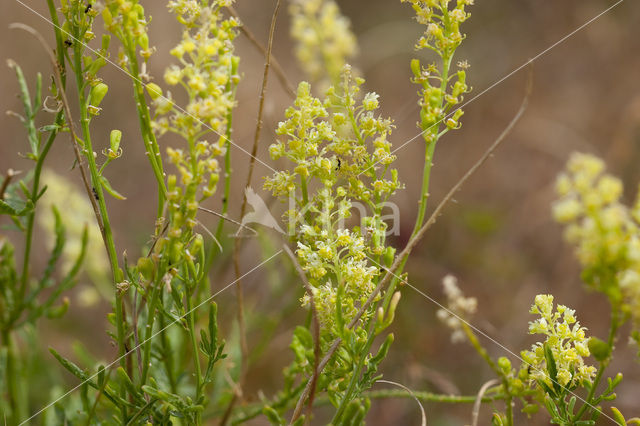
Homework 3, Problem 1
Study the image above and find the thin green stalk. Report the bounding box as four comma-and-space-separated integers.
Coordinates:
213, 89, 235, 243
185, 293, 202, 423
140, 282, 162, 386
16, 0, 67, 320
14, 111, 64, 323
1, 330, 22, 422
123, 44, 166, 217
379, 49, 454, 314
331, 324, 377, 423
158, 301, 177, 393
70, 35, 126, 393
228, 386, 506, 424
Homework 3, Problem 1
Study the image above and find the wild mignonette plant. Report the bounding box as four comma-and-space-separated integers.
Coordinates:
1, 0, 639, 425
262, 66, 401, 423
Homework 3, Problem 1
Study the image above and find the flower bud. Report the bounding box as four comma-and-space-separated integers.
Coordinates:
497, 356, 511, 374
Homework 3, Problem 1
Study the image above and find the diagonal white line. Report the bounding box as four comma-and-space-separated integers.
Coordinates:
366, 254, 618, 424
12, 0, 277, 174
361, 0, 625, 177
19, 250, 283, 425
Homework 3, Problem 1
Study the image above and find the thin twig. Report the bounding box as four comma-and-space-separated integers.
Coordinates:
376, 380, 427, 426
221, 2, 282, 425
227, 5, 296, 99
292, 68, 533, 415
198, 206, 258, 236
284, 245, 321, 424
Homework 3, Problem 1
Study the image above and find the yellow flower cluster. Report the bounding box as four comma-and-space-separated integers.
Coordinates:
402, 0, 473, 54
103, 0, 154, 60
520, 295, 595, 389
149, 0, 240, 246
403, 0, 473, 142
154, 0, 240, 138
289, 0, 357, 89
266, 66, 400, 339
553, 153, 640, 344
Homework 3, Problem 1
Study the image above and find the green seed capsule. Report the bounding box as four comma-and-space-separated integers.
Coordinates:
110, 129, 122, 152
383, 246, 395, 267
145, 83, 162, 100
89, 83, 109, 108
410, 58, 421, 78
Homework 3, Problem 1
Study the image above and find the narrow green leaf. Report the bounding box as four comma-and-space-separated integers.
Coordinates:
544, 343, 559, 394
49, 348, 88, 381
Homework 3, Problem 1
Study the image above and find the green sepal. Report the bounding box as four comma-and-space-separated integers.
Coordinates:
49, 347, 88, 381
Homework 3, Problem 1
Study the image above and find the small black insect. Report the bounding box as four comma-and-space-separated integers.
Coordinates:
64, 39, 73, 47
84, 3, 92, 13
222, 197, 227, 203
92, 186, 99, 201
335, 158, 341, 171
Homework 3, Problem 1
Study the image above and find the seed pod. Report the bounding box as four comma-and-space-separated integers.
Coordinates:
410, 58, 421, 78
383, 246, 395, 267
145, 83, 162, 100
137, 257, 154, 281
110, 129, 122, 153
89, 83, 109, 108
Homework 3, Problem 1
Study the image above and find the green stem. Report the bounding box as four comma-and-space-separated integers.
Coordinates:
1, 330, 23, 423
331, 326, 377, 423
158, 302, 177, 393
70, 37, 127, 422
228, 387, 506, 424
14, 111, 64, 324
124, 44, 166, 217
185, 293, 202, 424
140, 281, 162, 386
381, 52, 453, 313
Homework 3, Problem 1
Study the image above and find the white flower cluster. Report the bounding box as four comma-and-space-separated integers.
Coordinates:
436, 274, 477, 343
553, 152, 640, 345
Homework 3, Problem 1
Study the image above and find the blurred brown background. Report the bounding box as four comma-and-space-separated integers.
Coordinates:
1, 0, 640, 424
